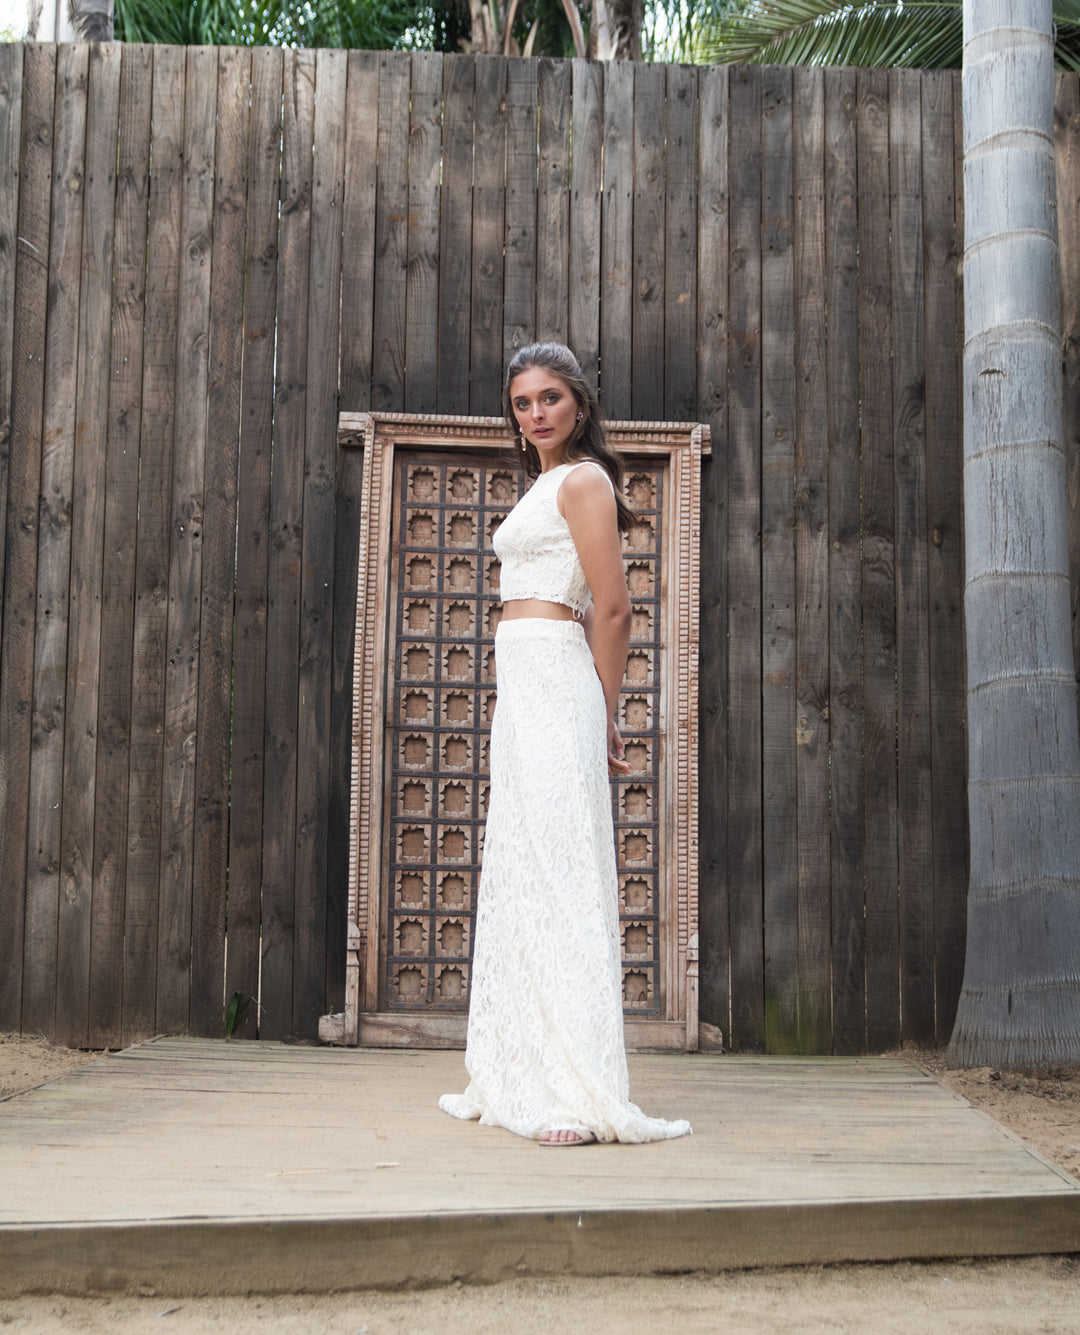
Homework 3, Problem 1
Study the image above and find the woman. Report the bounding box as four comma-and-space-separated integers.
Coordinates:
439, 343, 692, 1146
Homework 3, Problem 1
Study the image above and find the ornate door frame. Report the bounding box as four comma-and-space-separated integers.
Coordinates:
321, 412, 708, 1050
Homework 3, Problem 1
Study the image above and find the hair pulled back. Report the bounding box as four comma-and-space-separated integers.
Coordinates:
503, 342, 634, 535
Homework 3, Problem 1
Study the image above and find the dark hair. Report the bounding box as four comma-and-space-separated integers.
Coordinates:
503, 342, 634, 534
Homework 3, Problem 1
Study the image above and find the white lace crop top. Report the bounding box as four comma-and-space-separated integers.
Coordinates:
493, 460, 616, 617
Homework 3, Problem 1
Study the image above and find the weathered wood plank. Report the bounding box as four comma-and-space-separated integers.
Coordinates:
328, 49, 378, 1015
792, 67, 831, 1054
1057, 75, 1080, 775
58, 42, 121, 1048
503, 57, 537, 368
631, 62, 664, 420
189, 45, 250, 1038
536, 57, 570, 346
261, 47, 315, 1039
923, 68, 967, 1044
0, 41, 23, 605
225, 44, 282, 1038
470, 55, 507, 412
21, 43, 86, 1040
293, 47, 347, 1039
372, 51, 409, 412
760, 64, 798, 1053
0, 42, 54, 1033
726, 65, 765, 1050
157, 45, 216, 1035
338, 49, 378, 412
437, 54, 474, 414
405, 51, 441, 412
696, 63, 729, 1041
825, 67, 865, 1055
89, 41, 153, 1048
569, 58, 602, 383
857, 68, 900, 1053
664, 64, 696, 422
599, 59, 633, 415
889, 69, 933, 1048
123, 44, 185, 1044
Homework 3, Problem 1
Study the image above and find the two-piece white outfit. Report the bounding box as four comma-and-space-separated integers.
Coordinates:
438, 459, 692, 1143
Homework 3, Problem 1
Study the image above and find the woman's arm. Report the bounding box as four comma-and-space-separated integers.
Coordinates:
560, 466, 632, 776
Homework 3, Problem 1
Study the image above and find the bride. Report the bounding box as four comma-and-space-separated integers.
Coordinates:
438, 343, 692, 1146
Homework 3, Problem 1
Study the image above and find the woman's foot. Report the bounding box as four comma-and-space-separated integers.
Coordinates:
537, 1128, 596, 1146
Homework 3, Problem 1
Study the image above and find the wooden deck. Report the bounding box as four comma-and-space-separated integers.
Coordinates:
2, 1037, 1078, 1296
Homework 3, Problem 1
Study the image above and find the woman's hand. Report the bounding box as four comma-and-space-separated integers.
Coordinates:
608, 718, 631, 777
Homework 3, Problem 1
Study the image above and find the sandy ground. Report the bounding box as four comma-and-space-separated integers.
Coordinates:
2, 1034, 1079, 1333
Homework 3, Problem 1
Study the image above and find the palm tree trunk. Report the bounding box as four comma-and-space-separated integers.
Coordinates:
948, 0, 1080, 1068
589, 0, 642, 59
69, 0, 113, 41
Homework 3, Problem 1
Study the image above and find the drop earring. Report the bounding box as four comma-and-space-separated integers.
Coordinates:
519, 430, 527, 453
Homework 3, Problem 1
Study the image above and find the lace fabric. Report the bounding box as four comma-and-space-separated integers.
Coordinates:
493, 461, 612, 617
438, 619, 692, 1144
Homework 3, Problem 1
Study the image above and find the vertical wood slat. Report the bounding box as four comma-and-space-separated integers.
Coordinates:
372, 51, 409, 413
23, 42, 87, 1039
436, 55, 474, 415
631, 62, 665, 420
923, 68, 967, 1043
664, 64, 696, 423
294, 47, 348, 1040
189, 45, 250, 1038
825, 67, 865, 1055
124, 44, 185, 1043
260, 47, 315, 1039
890, 69, 934, 1048
760, 64, 798, 1052
89, 42, 152, 1048
792, 66, 831, 1054
405, 51, 441, 413
696, 63, 730, 1040
225, 45, 283, 1038
857, 68, 900, 1053
157, 45, 217, 1034
0, 42, 54, 1033
599, 59, 633, 415
503, 57, 538, 370
726, 64, 765, 1050
0, 41, 23, 604
470, 55, 507, 412
328, 49, 378, 1016
535, 57, 570, 346
569, 58, 602, 386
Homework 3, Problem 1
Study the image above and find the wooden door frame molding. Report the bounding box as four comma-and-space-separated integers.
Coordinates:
321, 411, 709, 1050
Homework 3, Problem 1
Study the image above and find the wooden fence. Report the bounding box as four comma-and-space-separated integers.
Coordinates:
1, 42, 1077, 1053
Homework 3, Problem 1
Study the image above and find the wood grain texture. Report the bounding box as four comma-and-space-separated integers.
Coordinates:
224, 44, 282, 1038
22, 42, 86, 1040
696, 63, 729, 1039
726, 65, 765, 1050
503, 58, 537, 369
792, 67, 831, 1054
0, 41, 23, 605
470, 55, 507, 411
599, 59, 633, 415
339, 50, 378, 412
631, 62, 665, 420
260, 48, 315, 1039
569, 58, 602, 384
189, 45, 250, 1038
0, 42, 54, 1033
124, 44, 185, 1044
405, 52, 441, 412
825, 68, 865, 1054
372, 52, 409, 412
857, 68, 900, 1053
664, 64, 696, 423
922, 68, 967, 1044
536, 58, 570, 346
437, 55, 474, 414
760, 64, 798, 1053
89, 42, 152, 1048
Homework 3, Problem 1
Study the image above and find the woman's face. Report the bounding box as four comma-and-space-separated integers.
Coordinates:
509, 368, 580, 461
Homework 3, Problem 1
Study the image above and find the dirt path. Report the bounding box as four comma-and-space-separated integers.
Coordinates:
2, 1035, 1078, 1333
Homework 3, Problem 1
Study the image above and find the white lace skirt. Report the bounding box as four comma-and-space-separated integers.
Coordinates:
438, 618, 692, 1144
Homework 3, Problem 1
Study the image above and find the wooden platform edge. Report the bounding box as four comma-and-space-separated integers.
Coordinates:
3, 1195, 1079, 1298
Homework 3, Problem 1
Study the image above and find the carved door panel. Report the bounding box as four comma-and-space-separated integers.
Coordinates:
329, 414, 706, 1051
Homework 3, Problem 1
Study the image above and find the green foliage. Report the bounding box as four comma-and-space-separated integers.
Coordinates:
696, 0, 1080, 70
114, 0, 422, 50
224, 990, 252, 1037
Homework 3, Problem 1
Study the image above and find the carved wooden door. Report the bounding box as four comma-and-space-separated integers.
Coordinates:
328, 414, 707, 1051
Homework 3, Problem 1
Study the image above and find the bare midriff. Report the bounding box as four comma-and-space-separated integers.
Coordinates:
500, 597, 580, 622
